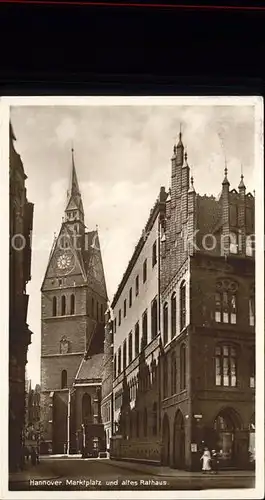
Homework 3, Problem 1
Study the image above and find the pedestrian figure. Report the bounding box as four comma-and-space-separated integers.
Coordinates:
211, 450, 219, 474
200, 447, 212, 473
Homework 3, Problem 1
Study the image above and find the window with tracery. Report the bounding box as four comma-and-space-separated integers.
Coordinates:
215, 279, 238, 324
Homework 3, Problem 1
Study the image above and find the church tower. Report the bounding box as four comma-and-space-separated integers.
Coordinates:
40, 150, 108, 454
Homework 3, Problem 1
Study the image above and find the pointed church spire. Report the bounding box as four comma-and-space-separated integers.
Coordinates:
65, 147, 84, 224
69, 147, 80, 198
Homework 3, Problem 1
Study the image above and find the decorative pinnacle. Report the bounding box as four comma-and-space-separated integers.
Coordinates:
222, 166, 230, 186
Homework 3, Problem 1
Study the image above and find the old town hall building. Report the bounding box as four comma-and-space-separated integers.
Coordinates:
40, 151, 108, 455
110, 132, 255, 470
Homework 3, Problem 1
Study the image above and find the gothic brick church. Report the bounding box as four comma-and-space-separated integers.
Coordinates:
40, 150, 108, 455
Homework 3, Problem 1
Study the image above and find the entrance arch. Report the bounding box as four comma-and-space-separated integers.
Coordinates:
213, 407, 242, 467
173, 410, 185, 469
162, 414, 170, 466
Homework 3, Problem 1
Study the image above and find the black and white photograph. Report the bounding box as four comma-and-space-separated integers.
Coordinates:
1, 96, 263, 498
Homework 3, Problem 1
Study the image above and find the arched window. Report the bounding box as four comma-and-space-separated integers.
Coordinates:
163, 355, 168, 399
82, 393, 92, 424
143, 408, 148, 437
61, 369, 67, 389
118, 347, 121, 374
171, 351, 177, 395
180, 344, 186, 391
163, 302, 168, 345
70, 294, 75, 315
215, 345, 237, 387
135, 322, 139, 356
128, 332, 133, 364
52, 296, 57, 316
153, 402, 158, 436
215, 280, 238, 324
229, 232, 238, 254
113, 354, 117, 379
142, 310, 148, 348
61, 295, 66, 316
250, 347, 255, 388
151, 298, 158, 339
101, 303, 104, 322
96, 301, 99, 320
180, 281, 186, 331
171, 292, 176, 339
123, 339, 127, 371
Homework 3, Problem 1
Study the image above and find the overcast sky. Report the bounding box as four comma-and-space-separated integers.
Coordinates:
10, 102, 255, 386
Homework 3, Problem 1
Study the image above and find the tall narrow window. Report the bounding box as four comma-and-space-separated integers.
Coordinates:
229, 232, 238, 254
101, 304, 104, 322
180, 344, 186, 391
114, 318, 117, 333
124, 299, 127, 318
118, 347, 122, 374
143, 408, 148, 437
61, 295, 66, 316
96, 301, 99, 320
142, 310, 148, 348
135, 275, 139, 297
128, 332, 133, 364
171, 292, 176, 339
215, 345, 237, 387
114, 354, 117, 378
246, 235, 255, 257
163, 356, 168, 398
151, 298, 158, 339
250, 348, 255, 388
82, 393, 92, 424
215, 280, 238, 324
92, 297, 94, 318
152, 402, 157, 436
61, 369, 67, 389
123, 340, 127, 371
152, 241, 157, 267
171, 351, 177, 395
143, 259, 147, 283
118, 309, 121, 326
129, 287, 132, 308
249, 295, 255, 326
52, 296, 57, 317
70, 294, 75, 315
180, 281, 186, 331
163, 302, 168, 345
135, 322, 140, 356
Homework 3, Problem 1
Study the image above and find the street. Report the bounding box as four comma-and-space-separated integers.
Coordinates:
9, 457, 255, 491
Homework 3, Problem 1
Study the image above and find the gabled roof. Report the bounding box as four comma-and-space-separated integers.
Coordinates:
75, 353, 104, 383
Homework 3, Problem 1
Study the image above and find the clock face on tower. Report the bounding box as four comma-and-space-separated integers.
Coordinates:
56, 251, 75, 275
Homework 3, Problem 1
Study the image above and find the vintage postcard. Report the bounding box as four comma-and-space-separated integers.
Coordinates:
0, 96, 264, 499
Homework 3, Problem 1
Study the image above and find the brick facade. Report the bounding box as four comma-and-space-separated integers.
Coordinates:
40, 151, 107, 455
109, 133, 255, 471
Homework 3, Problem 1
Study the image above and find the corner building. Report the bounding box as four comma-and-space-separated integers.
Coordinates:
110, 133, 255, 471
40, 151, 108, 455
160, 133, 255, 470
